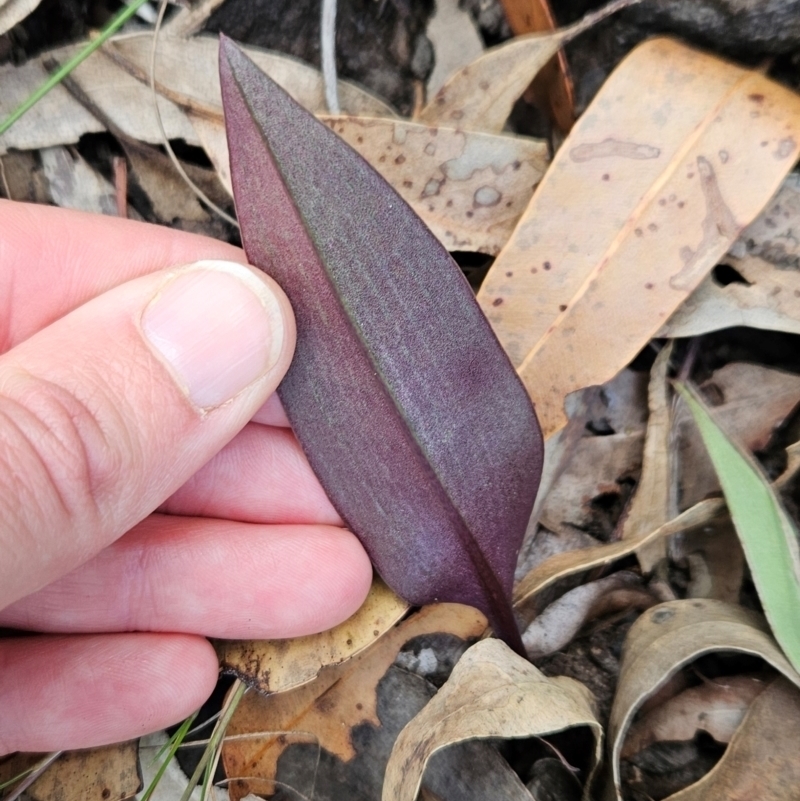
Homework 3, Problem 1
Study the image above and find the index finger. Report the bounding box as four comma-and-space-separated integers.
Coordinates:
0, 200, 246, 349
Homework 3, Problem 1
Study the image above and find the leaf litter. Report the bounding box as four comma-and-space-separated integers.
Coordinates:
4, 1, 800, 799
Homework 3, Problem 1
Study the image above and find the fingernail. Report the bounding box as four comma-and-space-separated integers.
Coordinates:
141, 260, 284, 409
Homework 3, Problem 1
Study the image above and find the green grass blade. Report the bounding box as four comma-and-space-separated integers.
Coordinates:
0, 0, 150, 137
140, 712, 197, 801
675, 381, 800, 672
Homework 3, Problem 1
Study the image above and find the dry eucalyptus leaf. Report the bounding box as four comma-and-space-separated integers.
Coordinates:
477, 37, 800, 438
0, 34, 392, 155
0, 59, 105, 154
622, 673, 768, 758
664, 677, 800, 801
425, 0, 485, 97
216, 577, 409, 694
499, 0, 576, 133
620, 344, 675, 572
538, 431, 643, 539
418, 0, 632, 132
675, 362, 800, 510
0, 742, 140, 801
678, 518, 746, 603
522, 570, 652, 659
607, 599, 800, 800
107, 33, 395, 120
193, 113, 548, 255
0, 0, 43, 36
514, 499, 726, 614
662, 173, 800, 338
383, 638, 602, 801
221, 604, 487, 801
39, 146, 135, 218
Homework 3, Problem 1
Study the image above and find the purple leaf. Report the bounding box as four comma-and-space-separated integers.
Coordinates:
219, 36, 543, 653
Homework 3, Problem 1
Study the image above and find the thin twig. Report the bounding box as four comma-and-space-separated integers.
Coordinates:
149, 0, 239, 227
113, 155, 128, 217
0, 157, 11, 199
321, 0, 340, 114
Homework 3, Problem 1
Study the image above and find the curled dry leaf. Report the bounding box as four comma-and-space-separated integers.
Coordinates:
620, 343, 674, 572
383, 638, 602, 801
622, 673, 768, 758
676, 383, 800, 672
477, 37, 800, 438
0, 742, 140, 801
216, 577, 409, 694
221, 38, 543, 650
221, 604, 487, 800
661, 174, 800, 338
0, 0, 43, 36
39, 146, 119, 216
418, 0, 633, 132
607, 599, 800, 800
522, 570, 653, 659
513, 499, 726, 614
192, 113, 549, 256
665, 677, 800, 801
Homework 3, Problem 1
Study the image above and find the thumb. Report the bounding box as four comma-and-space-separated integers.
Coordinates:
0, 259, 295, 610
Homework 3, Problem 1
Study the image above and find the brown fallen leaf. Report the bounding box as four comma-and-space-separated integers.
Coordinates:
538, 431, 643, 540
661, 173, 800, 338
477, 38, 800, 438
216, 576, 409, 694
39, 146, 124, 217
418, 0, 632, 132
620, 344, 675, 572
424, 0, 485, 97
522, 570, 653, 659
193, 113, 548, 255
607, 599, 800, 801
664, 677, 800, 801
513, 499, 726, 615
678, 517, 746, 603
0, 742, 140, 801
0, 0, 43, 36
221, 604, 486, 801
675, 362, 800, 510
499, 0, 576, 133
622, 673, 768, 758
383, 638, 602, 801
0, 34, 392, 155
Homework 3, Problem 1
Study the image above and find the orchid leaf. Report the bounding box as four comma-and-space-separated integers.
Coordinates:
219, 36, 543, 652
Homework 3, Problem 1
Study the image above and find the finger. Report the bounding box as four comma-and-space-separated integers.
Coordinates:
0, 633, 218, 755
0, 200, 245, 348
0, 515, 372, 638
162, 424, 341, 525
0, 260, 295, 610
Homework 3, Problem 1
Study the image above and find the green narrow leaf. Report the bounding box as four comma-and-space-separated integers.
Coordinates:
675, 381, 800, 671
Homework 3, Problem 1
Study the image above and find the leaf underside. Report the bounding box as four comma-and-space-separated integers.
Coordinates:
219, 36, 543, 651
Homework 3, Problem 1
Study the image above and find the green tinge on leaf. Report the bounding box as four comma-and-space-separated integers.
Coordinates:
675, 381, 800, 672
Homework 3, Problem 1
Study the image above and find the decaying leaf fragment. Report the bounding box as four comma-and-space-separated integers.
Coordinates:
383, 638, 602, 801
0, 742, 140, 801
665, 677, 800, 801
221, 604, 487, 800
216, 577, 409, 694
607, 599, 800, 800
220, 38, 543, 651
478, 37, 800, 438
418, 0, 632, 133
0, 0, 43, 37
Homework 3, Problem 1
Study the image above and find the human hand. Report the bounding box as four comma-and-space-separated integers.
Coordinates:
0, 201, 372, 755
